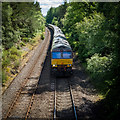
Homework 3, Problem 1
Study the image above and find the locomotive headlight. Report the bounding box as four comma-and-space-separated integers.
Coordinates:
67, 64, 72, 67
53, 64, 57, 67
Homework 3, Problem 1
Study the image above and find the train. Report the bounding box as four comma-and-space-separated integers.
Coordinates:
48, 24, 73, 76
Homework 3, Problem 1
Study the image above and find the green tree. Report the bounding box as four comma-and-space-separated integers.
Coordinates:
46, 7, 55, 24
52, 17, 58, 26
2, 2, 45, 84
2, 2, 45, 49
46, 2, 68, 28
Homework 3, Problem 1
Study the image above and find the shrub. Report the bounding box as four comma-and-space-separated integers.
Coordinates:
2, 57, 10, 69
9, 46, 21, 56
2, 70, 8, 85
86, 53, 112, 73
9, 54, 18, 61
2, 50, 9, 60
14, 60, 20, 69
29, 39, 36, 44
22, 37, 30, 42
17, 45, 21, 49
20, 41, 25, 47
41, 33, 44, 40
86, 53, 113, 93
2, 50, 10, 69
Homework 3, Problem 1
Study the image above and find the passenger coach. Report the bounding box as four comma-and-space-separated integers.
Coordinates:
48, 24, 73, 75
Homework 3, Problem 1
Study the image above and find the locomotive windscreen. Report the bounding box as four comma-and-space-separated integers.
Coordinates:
63, 52, 72, 59
52, 52, 61, 59
52, 52, 72, 59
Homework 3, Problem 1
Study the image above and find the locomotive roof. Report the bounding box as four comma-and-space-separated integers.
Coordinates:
52, 44, 72, 51
52, 37, 72, 51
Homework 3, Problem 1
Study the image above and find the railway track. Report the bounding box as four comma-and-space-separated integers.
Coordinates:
2, 28, 51, 119
53, 77, 77, 120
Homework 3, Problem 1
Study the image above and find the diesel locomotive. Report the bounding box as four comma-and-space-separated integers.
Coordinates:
48, 24, 73, 75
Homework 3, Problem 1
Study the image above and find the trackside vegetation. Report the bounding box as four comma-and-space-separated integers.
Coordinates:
46, 2, 120, 119
2, 2, 45, 85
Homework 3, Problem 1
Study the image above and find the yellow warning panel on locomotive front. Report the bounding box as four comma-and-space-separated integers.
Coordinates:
51, 59, 73, 65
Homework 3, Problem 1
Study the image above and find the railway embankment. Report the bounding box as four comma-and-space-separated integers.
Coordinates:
2, 33, 43, 94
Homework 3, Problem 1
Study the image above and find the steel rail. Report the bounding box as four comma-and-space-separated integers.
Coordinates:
25, 92, 35, 120
54, 77, 77, 120
53, 77, 56, 120
68, 79, 78, 120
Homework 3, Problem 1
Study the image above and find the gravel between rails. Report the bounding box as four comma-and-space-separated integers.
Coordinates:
2, 27, 51, 119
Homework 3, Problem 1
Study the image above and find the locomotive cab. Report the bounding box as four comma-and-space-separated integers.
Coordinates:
51, 46, 73, 75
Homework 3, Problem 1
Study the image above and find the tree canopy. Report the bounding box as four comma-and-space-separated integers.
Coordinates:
2, 2, 45, 49
2, 2, 45, 84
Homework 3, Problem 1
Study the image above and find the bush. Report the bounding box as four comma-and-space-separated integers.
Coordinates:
2, 50, 9, 60
29, 39, 36, 44
9, 54, 18, 61
14, 60, 20, 69
86, 53, 113, 93
9, 46, 21, 56
17, 45, 21, 49
22, 37, 30, 42
2, 50, 10, 68
41, 33, 45, 40
2, 70, 8, 85
86, 53, 112, 73
20, 41, 25, 47
2, 58, 10, 69
2, 47, 21, 69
